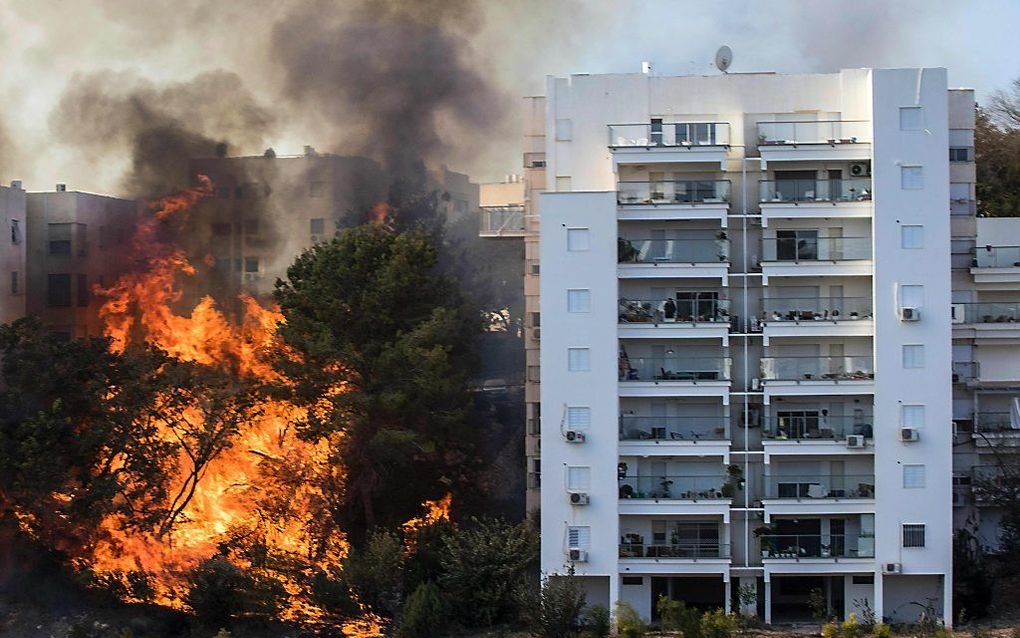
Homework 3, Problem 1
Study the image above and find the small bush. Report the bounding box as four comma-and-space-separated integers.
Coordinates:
843, 613, 865, 638
809, 588, 829, 623
584, 605, 611, 638
657, 596, 701, 638
701, 609, 739, 638
821, 621, 839, 638
932, 628, 953, 638
517, 574, 587, 638
183, 558, 287, 625
615, 601, 647, 638
398, 582, 447, 638
873, 623, 893, 638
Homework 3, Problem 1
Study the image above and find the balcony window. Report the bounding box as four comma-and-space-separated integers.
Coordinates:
566, 228, 589, 252
775, 230, 818, 261
244, 257, 260, 273
903, 465, 926, 489
567, 289, 591, 313
47, 274, 72, 307
568, 348, 590, 372
949, 147, 973, 162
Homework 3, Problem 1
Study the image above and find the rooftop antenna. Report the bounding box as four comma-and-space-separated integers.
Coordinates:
715, 45, 733, 73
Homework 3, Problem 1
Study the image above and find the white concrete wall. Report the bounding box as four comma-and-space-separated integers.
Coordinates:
0, 183, 27, 324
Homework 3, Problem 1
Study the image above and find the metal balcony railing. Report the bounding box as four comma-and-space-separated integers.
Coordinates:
619, 475, 730, 500
762, 297, 872, 322
620, 356, 732, 382
958, 302, 1020, 323
619, 297, 730, 324
617, 180, 731, 205
759, 533, 875, 559
757, 120, 870, 146
761, 237, 871, 262
479, 206, 525, 235
759, 178, 872, 203
619, 416, 729, 441
609, 122, 731, 148
620, 542, 731, 559
975, 246, 1020, 268
618, 238, 730, 263
764, 415, 873, 440
764, 474, 875, 499
760, 356, 873, 381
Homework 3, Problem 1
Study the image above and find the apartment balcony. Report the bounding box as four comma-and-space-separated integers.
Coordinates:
618, 474, 732, 516
952, 362, 979, 384
762, 474, 875, 519
619, 356, 732, 398
617, 180, 730, 224
972, 412, 1020, 447
619, 541, 731, 573
759, 297, 873, 342
971, 246, 1020, 287
759, 237, 872, 282
618, 238, 730, 281
760, 356, 874, 398
478, 205, 525, 238
618, 297, 731, 341
608, 122, 730, 169
619, 415, 730, 459
762, 415, 873, 459
952, 302, 1020, 341
756, 120, 871, 166
759, 533, 874, 562
759, 179, 872, 225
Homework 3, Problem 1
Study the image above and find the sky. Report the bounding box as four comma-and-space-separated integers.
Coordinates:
0, 0, 1017, 194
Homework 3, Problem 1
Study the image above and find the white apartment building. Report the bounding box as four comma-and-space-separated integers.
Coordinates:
536, 68, 961, 626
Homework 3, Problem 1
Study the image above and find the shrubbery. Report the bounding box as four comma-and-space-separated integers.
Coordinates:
183, 558, 287, 625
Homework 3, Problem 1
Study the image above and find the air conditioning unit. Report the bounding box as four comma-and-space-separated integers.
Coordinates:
564, 430, 586, 443
850, 163, 871, 177
750, 378, 761, 391
569, 492, 590, 506
951, 303, 965, 324
846, 435, 866, 449
883, 562, 902, 574
899, 307, 920, 322
568, 548, 588, 562
900, 427, 920, 442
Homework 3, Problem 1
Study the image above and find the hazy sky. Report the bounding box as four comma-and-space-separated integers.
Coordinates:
0, 0, 1017, 193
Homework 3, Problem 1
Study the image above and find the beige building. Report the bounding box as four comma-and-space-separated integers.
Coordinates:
0, 181, 27, 325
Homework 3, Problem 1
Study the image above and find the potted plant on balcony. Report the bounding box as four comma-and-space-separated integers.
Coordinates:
754, 525, 776, 558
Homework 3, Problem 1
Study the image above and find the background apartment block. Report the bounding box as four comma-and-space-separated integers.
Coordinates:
0, 181, 27, 325
535, 67, 957, 625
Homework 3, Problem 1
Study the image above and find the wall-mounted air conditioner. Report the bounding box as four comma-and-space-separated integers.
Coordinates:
846, 435, 866, 448
568, 548, 588, 562
883, 562, 902, 574
899, 307, 920, 322
900, 427, 920, 442
564, 430, 586, 443
569, 492, 590, 506
850, 163, 871, 177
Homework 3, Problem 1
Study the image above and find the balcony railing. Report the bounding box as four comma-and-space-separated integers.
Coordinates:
764, 474, 875, 499
620, 542, 730, 559
761, 237, 871, 262
479, 206, 525, 235
619, 475, 729, 500
609, 122, 731, 148
759, 178, 872, 203
619, 297, 731, 324
618, 238, 730, 263
760, 356, 873, 381
617, 180, 731, 205
763, 297, 872, 322
764, 415, 873, 440
527, 472, 541, 489
620, 357, 732, 382
757, 120, 870, 146
759, 534, 874, 559
959, 302, 1020, 323
952, 362, 979, 383
619, 416, 729, 441
975, 246, 1020, 268
975, 412, 1020, 433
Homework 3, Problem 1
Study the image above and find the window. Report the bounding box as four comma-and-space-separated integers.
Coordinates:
530, 263, 540, 275
901, 166, 924, 190
622, 576, 644, 586
951, 182, 971, 201
310, 218, 325, 235
10, 219, 20, 244
76, 274, 89, 307
556, 176, 572, 191
567, 289, 591, 313
49, 240, 71, 255
899, 107, 923, 130
903, 464, 926, 488
852, 575, 875, 585
211, 223, 232, 236
555, 118, 573, 141
244, 257, 260, 273
901, 225, 924, 249
530, 311, 541, 327
566, 228, 590, 252
309, 181, 325, 198
949, 147, 973, 162
567, 348, 590, 372
775, 229, 818, 261
902, 345, 925, 369
902, 524, 926, 548
567, 526, 591, 549
47, 274, 72, 307
567, 406, 591, 429
10, 271, 18, 295
899, 284, 924, 309
566, 466, 590, 491
902, 405, 925, 428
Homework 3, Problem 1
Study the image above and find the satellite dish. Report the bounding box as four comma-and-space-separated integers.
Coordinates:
715, 45, 733, 73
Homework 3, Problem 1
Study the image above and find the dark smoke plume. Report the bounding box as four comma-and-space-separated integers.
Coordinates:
49, 70, 274, 197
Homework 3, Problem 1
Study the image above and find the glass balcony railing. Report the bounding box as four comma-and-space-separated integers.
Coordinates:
975, 246, 1020, 268
620, 357, 732, 382
757, 120, 870, 146
760, 178, 872, 203
617, 180, 731, 205
609, 122, 731, 148
618, 237, 730, 263
619, 416, 729, 441
763, 415, 873, 440
761, 237, 871, 261
959, 302, 1020, 323
760, 356, 873, 382
619, 297, 731, 324
479, 206, 525, 235
619, 475, 729, 500
763, 297, 872, 322
975, 412, 1020, 433
759, 534, 874, 559
620, 542, 730, 559
764, 474, 875, 499
952, 362, 979, 382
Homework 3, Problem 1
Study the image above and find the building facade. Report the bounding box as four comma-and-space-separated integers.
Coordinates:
0, 181, 27, 325
535, 68, 959, 625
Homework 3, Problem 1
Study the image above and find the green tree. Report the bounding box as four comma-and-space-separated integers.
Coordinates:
342, 528, 405, 615
976, 77, 1020, 217
274, 223, 483, 532
398, 582, 448, 638
516, 572, 587, 638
